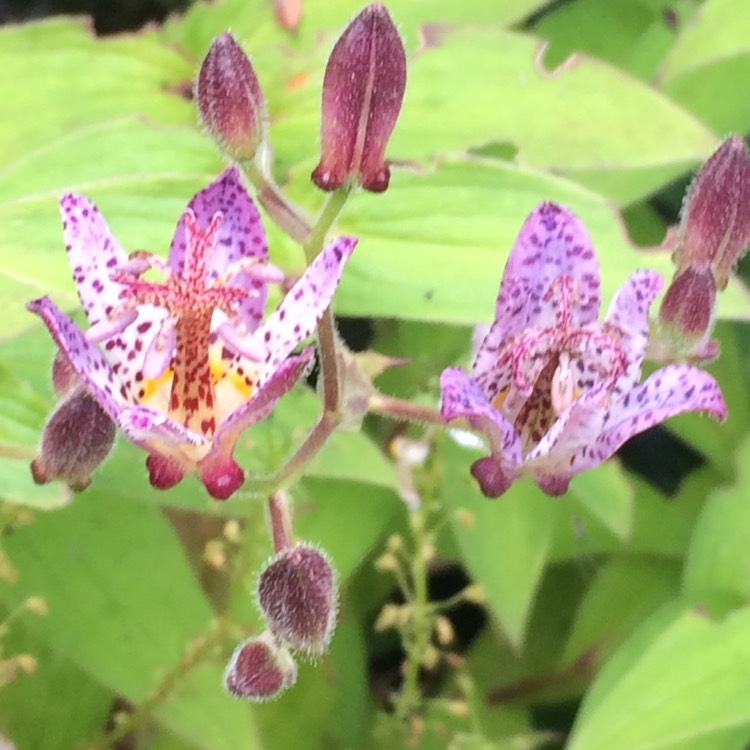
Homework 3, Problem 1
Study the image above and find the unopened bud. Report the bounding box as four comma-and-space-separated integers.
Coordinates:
224, 631, 297, 701
678, 135, 750, 289
274, 0, 302, 32
31, 388, 115, 492
434, 615, 454, 646
197, 32, 266, 162
257, 543, 338, 656
51, 350, 80, 398
446, 699, 470, 718
24, 597, 48, 616
311, 4, 406, 193
374, 552, 398, 572
223, 519, 241, 544
420, 643, 440, 669
462, 583, 486, 605
658, 268, 717, 352
203, 539, 227, 570
14, 654, 37, 675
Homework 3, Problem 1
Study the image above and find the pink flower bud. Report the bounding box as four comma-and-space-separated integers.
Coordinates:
311, 4, 406, 193
658, 268, 717, 353
224, 631, 297, 701
257, 543, 338, 656
196, 32, 266, 162
51, 350, 80, 398
30, 388, 115, 492
678, 135, 750, 289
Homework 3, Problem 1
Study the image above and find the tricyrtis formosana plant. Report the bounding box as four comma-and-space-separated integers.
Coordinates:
3, 1, 750, 749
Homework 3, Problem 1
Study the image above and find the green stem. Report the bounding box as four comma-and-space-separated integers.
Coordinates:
87, 625, 227, 750
395, 508, 431, 722
242, 161, 312, 243
368, 394, 443, 425
243, 411, 339, 496
303, 188, 352, 414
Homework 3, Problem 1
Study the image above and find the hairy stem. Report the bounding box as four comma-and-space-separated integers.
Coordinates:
242, 161, 311, 243
368, 393, 443, 425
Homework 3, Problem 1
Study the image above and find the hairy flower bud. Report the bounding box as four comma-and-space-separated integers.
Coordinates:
311, 4, 406, 193
658, 268, 717, 354
51, 350, 80, 398
677, 135, 750, 289
224, 631, 297, 701
196, 32, 266, 162
31, 388, 115, 492
257, 543, 338, 656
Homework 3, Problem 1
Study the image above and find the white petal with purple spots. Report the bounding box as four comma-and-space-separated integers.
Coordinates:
256, 236, 357, 385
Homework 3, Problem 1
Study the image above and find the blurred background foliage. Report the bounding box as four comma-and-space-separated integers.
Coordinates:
1, 0, 750, 748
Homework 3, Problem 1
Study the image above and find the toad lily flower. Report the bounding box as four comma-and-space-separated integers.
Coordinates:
440, 202, 727, 498
28, 168, 357, 500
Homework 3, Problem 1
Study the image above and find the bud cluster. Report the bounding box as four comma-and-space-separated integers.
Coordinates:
223, 542, 339, 702
658, 136, 750, 357
196, 4, 406, 195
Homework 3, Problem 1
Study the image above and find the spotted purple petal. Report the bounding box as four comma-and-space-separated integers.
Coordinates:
255, 236, 357, 384
440, 367, 522, 472
571, 365, 727, 474
209, 350, 314, 462
524, 386, 609, 476
60, 193, 127, 328
168, 168, 269, 332
605, 270, 663, 392
499, 202, 600, 329
27, 297, 128, 419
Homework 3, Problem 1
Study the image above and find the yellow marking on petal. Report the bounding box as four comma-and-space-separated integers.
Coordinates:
492, 389, 509, 410
230, 371, 254, 400
141, 369, 174, 403
210, 356, 229, 384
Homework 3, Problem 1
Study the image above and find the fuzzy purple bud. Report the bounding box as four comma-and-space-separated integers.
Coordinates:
31, 388, 115, 492
196, 32, 265, 162
224, 631, 297, 701
658, 268, 717, 352
678, 135, 750, 289
311, 4, 406, 193
257, 543, 338, 656
51, 350, 80, 399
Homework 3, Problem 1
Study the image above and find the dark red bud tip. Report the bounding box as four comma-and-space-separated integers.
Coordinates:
197, 32, 265, 162
146, 454, 185, 491
659, 268, 717, 350
312, 3, 406, 193
31, 389, 115, 492
678, 135, 750, 288
51, 350, 80, 398
470, 456, 512, 499
224, 631, 297, 701
257, 543, 338, 656
199, 456, 245, 500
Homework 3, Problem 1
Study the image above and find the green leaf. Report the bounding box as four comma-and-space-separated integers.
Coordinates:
659, 0, 750, 133
332, 159, 750, 326
296, 478, 402, 580
569, 602, 750, 750
683, 434, 750, 611
0, 493, 259, 749
0, 620, 113, 750
568, 461, 634, 542
532, 0, 697, 80
440, 436, 560, 649
562, 556, 681, 665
